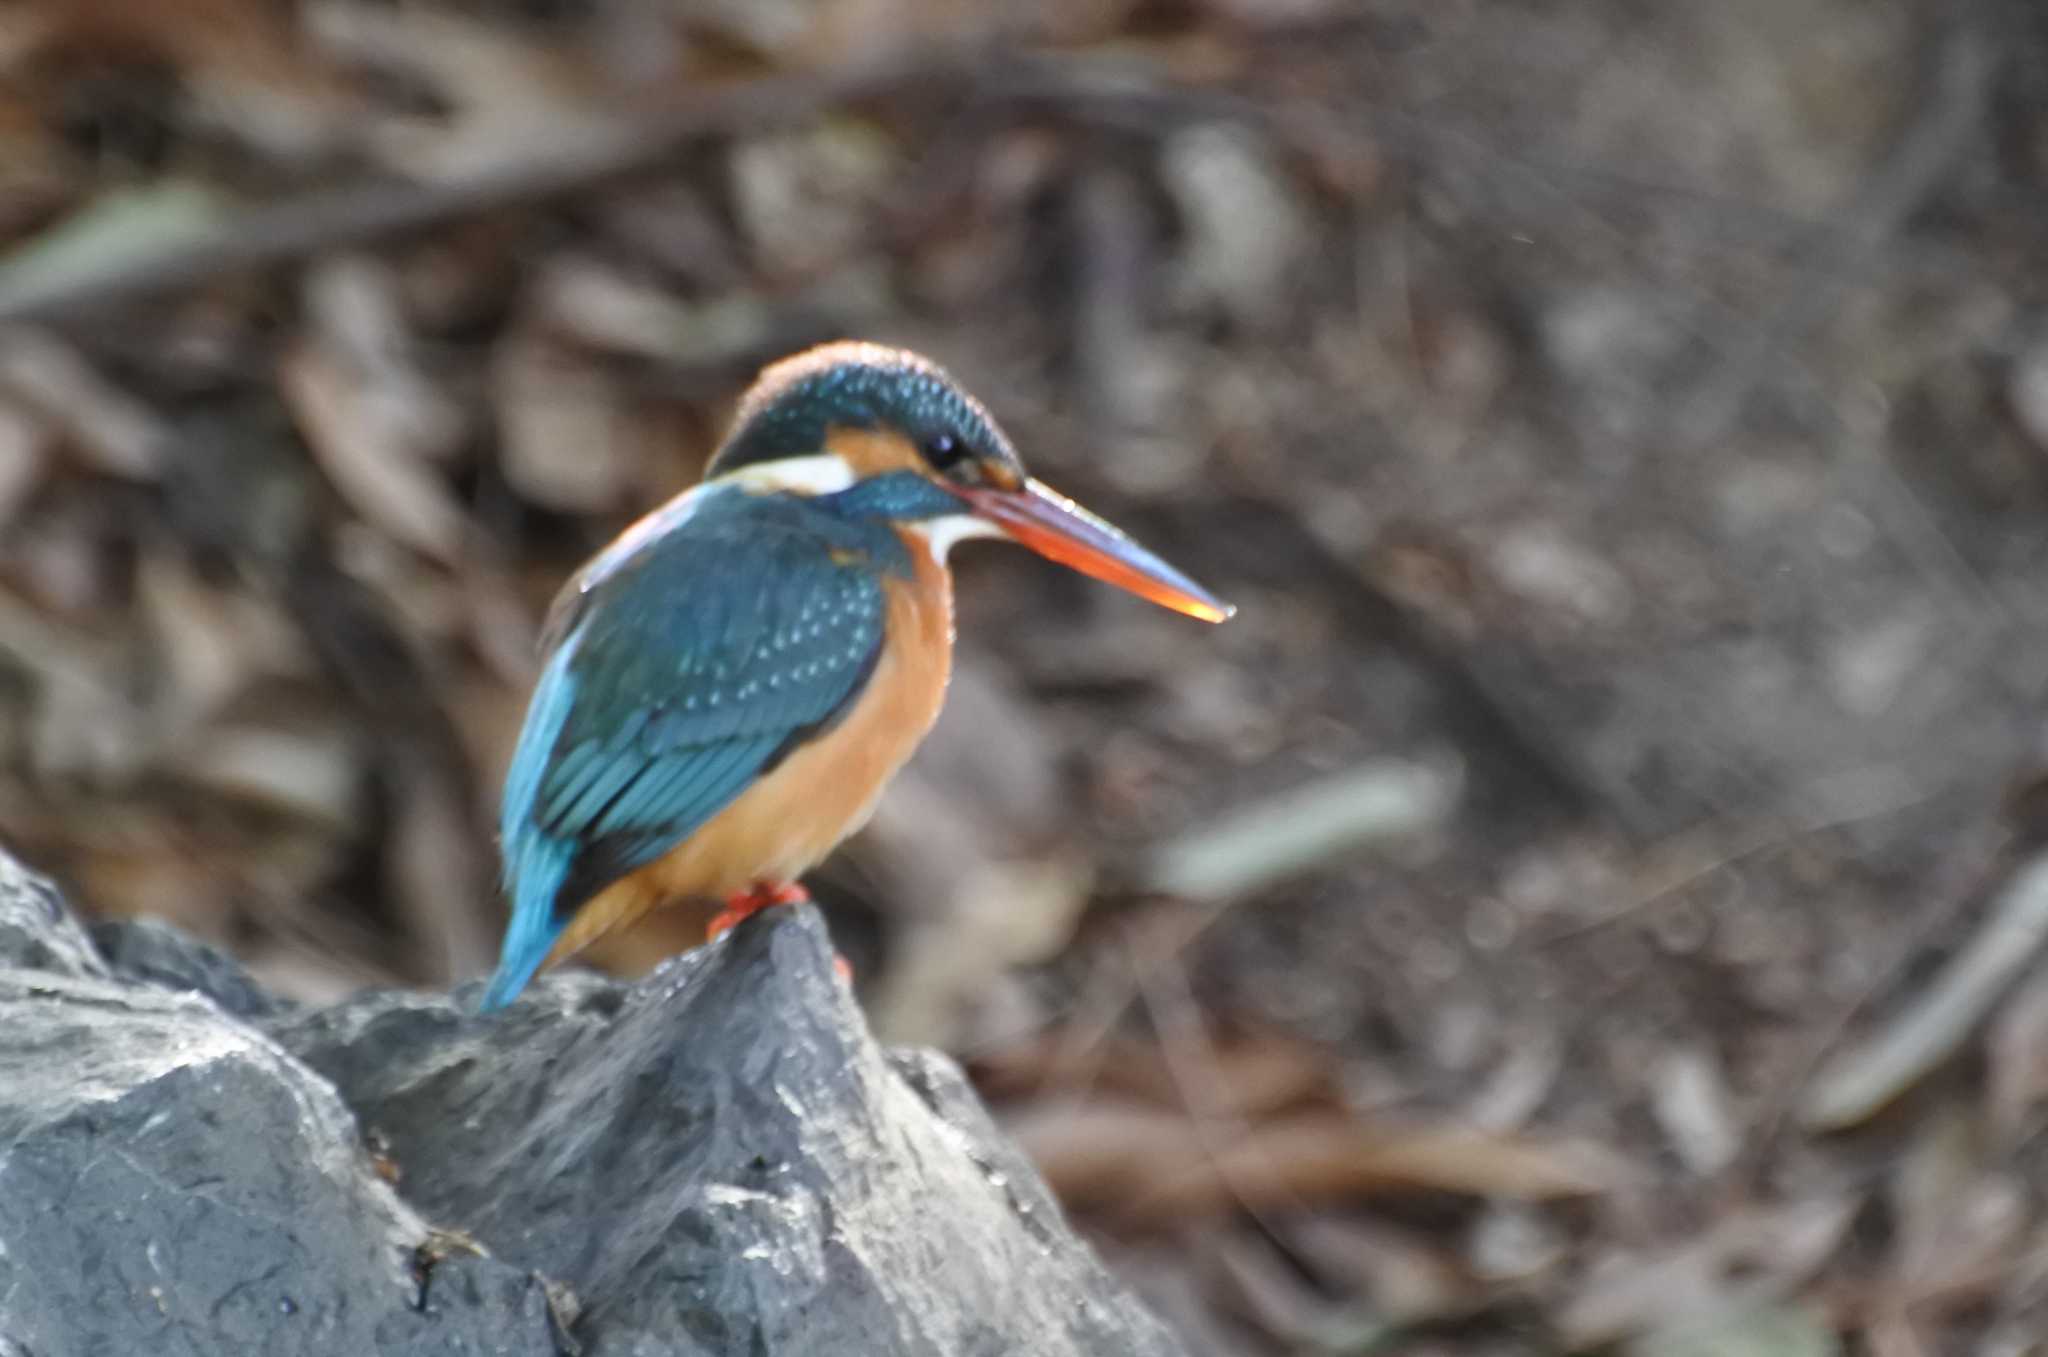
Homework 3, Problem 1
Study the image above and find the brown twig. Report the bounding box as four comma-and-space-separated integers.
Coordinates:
1734, 811, 2013, 1188
1535, 780, 1957, 948
0, 40, 1006, 323
1125, 923, 1313, 1236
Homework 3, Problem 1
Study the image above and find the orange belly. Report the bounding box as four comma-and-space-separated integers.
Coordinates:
544, 530, 954, 967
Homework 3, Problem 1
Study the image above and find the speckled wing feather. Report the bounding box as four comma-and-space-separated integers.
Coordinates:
483, 489, 888, 1008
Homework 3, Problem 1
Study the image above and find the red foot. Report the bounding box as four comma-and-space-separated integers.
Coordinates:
706, 880, 853, 984
706, 880, 811, 941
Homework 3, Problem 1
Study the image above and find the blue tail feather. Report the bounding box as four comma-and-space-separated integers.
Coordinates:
480, 834, 573, 1010
480, 630, 583, 1011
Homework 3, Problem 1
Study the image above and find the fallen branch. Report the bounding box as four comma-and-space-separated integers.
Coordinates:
1801, 848, 2048, 1131
0, 40, 998, 323
1141, 758, 1462, 904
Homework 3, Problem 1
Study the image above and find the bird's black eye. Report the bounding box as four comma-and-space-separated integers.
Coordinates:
922, 432, 970, 472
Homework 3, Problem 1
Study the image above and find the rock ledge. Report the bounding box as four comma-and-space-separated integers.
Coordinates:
0, 849, 1181, 1356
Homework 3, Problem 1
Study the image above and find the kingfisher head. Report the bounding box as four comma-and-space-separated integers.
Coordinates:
705, 341, 1233, 623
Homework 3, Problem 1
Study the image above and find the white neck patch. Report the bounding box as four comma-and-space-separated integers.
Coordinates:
723, 453, 856, 496
715, 458, 1003, 562
909, 512, 1005, 562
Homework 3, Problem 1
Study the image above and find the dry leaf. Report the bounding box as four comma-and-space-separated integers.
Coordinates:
0, 184, 227, 328
1280, 1215, 1479, 1324
242, 941, 382, 1008
1462, 1028, 1564, 1132
0, 395, 51, 531
1192, 1119, 1627, 1207
729, 122, 898, 278
491, 332, 656, 514
529, 256, 708, 364
1803, 853, 2048, 1131
6, 0, 361, 161
1008, 1098, 1627, 1228
1887, 1110, 2028, 1313
303, 254, 467, 462
0, 327, 166, 478
1562, 1198, 1858, 1348
1987, 964, 2048, 1145
1639, 1305, 1839, 1357
305, 2, 624, 180
282, 338, 469, 565
384, 762, 495, 982
1161, 122, 1309, 327
1467, 1204, 1568, 1282
74, 837, 231, 939
0, 588, 146, 781
1142, 758, 1463, 903
170, 723, 362, 828
1652, 1045, 1742, 1177
870, 853, 1093, 1045
459, 563, 542, 687
1208, 1229, 1387, 1350
137, 552, 306, 739
977, 1029, 1335, 1117
1001, 1098, 1206, 1218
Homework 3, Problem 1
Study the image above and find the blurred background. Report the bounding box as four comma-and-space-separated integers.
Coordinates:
2, 0, 2046, 1351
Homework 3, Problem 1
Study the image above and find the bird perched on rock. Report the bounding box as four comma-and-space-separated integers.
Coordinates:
481, 342, 1232, 1009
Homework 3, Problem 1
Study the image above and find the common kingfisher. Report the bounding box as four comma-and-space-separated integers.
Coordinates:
480, 342, 1232, 1009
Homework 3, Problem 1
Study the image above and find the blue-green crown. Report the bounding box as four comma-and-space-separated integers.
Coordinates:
707, 342, 1018, 477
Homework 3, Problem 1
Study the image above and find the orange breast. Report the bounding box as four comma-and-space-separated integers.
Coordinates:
544, 528, 955, 966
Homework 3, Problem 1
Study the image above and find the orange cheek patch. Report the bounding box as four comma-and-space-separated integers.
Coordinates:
823, 426, 925, 479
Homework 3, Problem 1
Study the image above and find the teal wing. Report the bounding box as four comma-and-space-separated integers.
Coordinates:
483, 494, 889, 1008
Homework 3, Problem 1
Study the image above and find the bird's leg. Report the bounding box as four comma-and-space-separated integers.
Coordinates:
706, 879, 812, 941
706, 880, 852, 982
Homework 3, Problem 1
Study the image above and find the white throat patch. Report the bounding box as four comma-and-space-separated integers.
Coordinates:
910, 513, 1005, 562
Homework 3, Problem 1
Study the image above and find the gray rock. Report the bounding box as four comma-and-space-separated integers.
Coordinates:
0, 847, 1183, 1356
270, 908, 1184, 1357
91, 915, 291, 1021
0, 968, 557, 1354
0, 852, 104, 979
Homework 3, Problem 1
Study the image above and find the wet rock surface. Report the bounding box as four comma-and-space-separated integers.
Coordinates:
0, 849, 1180, 1356
0, 856, 555, 1355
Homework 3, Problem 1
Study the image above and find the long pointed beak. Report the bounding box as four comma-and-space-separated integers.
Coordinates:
956, 478, 1234, 623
